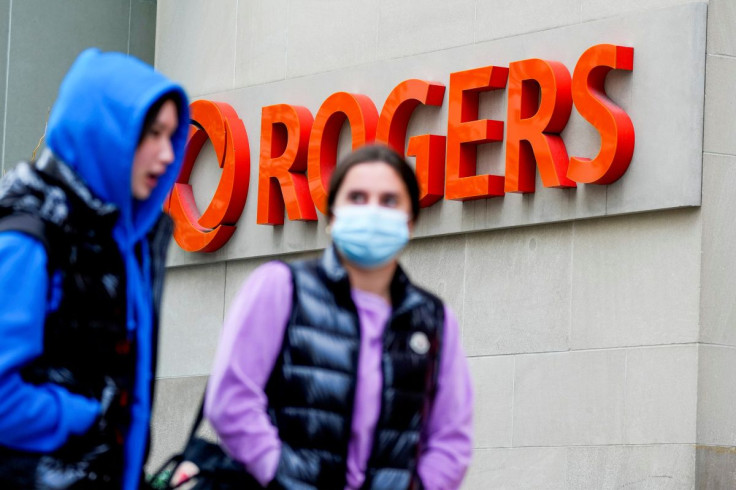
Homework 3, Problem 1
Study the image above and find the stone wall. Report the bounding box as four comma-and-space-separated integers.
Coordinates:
152, 1, 736, 487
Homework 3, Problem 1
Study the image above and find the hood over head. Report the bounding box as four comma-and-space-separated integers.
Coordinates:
46, 48, 189, 245
45, 49, 189, 489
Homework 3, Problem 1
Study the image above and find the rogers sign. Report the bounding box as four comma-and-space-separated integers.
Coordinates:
164, 43, 634, 253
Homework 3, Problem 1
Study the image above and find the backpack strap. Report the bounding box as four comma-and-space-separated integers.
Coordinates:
0, 213, 59, 280
0, 213, 49, 250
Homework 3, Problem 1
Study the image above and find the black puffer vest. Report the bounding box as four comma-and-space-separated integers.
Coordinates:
265, 246, 444, 490
0, 152, 171, 487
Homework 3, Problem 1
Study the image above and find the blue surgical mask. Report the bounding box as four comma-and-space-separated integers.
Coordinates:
331, 205, 410, 269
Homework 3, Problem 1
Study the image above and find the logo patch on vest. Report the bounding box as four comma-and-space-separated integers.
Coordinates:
409, 332, 430, 355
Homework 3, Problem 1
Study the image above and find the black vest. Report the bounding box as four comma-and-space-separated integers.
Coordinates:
265, 246, 444, 490
0, 153, 171, 487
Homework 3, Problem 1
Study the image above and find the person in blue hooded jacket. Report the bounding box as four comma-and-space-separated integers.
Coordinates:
0, 48, 189, 489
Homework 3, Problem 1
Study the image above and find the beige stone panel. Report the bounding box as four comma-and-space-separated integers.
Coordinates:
697, 345, 736, 446
696, 445, 736, 489
286, 0, 379, 78
462, 447, 568, 490
475, 0, 580, 43
567, 444, 695, 489
700, 154, 736, 346
467, 356, 514, 449
234, 0, 288, 87
624, 345, 698, 444
514, 350, 626, 446
376, 0, 475, 59
158, 263, 227, 378
156, 0, 237, 96
707, 0, 736, 56
704, 54, 736, 156
401, 234, 467, 327
580, 0, 704, 21
463, 223, 573, 357
570, 210, 701, 349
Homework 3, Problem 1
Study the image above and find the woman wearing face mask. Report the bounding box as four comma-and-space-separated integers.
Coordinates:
205, 144, 474, 489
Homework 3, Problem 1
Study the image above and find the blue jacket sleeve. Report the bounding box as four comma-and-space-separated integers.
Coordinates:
0, 231, 101, 452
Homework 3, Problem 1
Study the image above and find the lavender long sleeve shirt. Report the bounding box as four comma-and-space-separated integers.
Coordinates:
205, 261, 473, 489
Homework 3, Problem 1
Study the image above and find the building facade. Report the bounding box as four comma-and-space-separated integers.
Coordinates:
150, 1, 736, 487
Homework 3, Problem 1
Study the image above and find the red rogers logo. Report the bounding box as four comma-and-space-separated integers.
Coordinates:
168, 44, 634, 253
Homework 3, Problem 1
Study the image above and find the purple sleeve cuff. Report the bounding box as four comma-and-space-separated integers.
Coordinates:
249, 445, 281, 487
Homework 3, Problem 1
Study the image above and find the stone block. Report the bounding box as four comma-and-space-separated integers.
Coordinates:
567, 444, 695, 489
513, 350, 626, 446
700, 154, 736, 347
234, 0, 287, 87
155, 0, 236, 96
466, 356, 514, 449
462, 447, 568, 489
475, 0, 580, 43
570, 210, 701, 349
696, 445, 736, 490
3, 0, 130, 167
376, 0, 474, 59
148, 375, 214, 472
624, 345, 698, 444
462, 223, 573, 356
462, 444, 697, 489
286, 0, 379, 78
704, 54, 736, 155
401, 234, 467, 327
158, 263, 227, 378
707, 0, 736, 56
697, 345, 736, 446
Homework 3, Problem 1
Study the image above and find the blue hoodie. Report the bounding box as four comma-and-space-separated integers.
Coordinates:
0, 49, 188, 489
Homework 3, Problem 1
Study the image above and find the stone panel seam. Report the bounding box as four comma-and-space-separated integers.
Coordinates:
126, 0, 132, 55
473, 442, 696, 450
466, 342, 701, 358
703, 150, 736, 158
695, 444, 736, 450
1, 0, 12, 174
707, 53, 736, 61
698, 343, 736, 350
